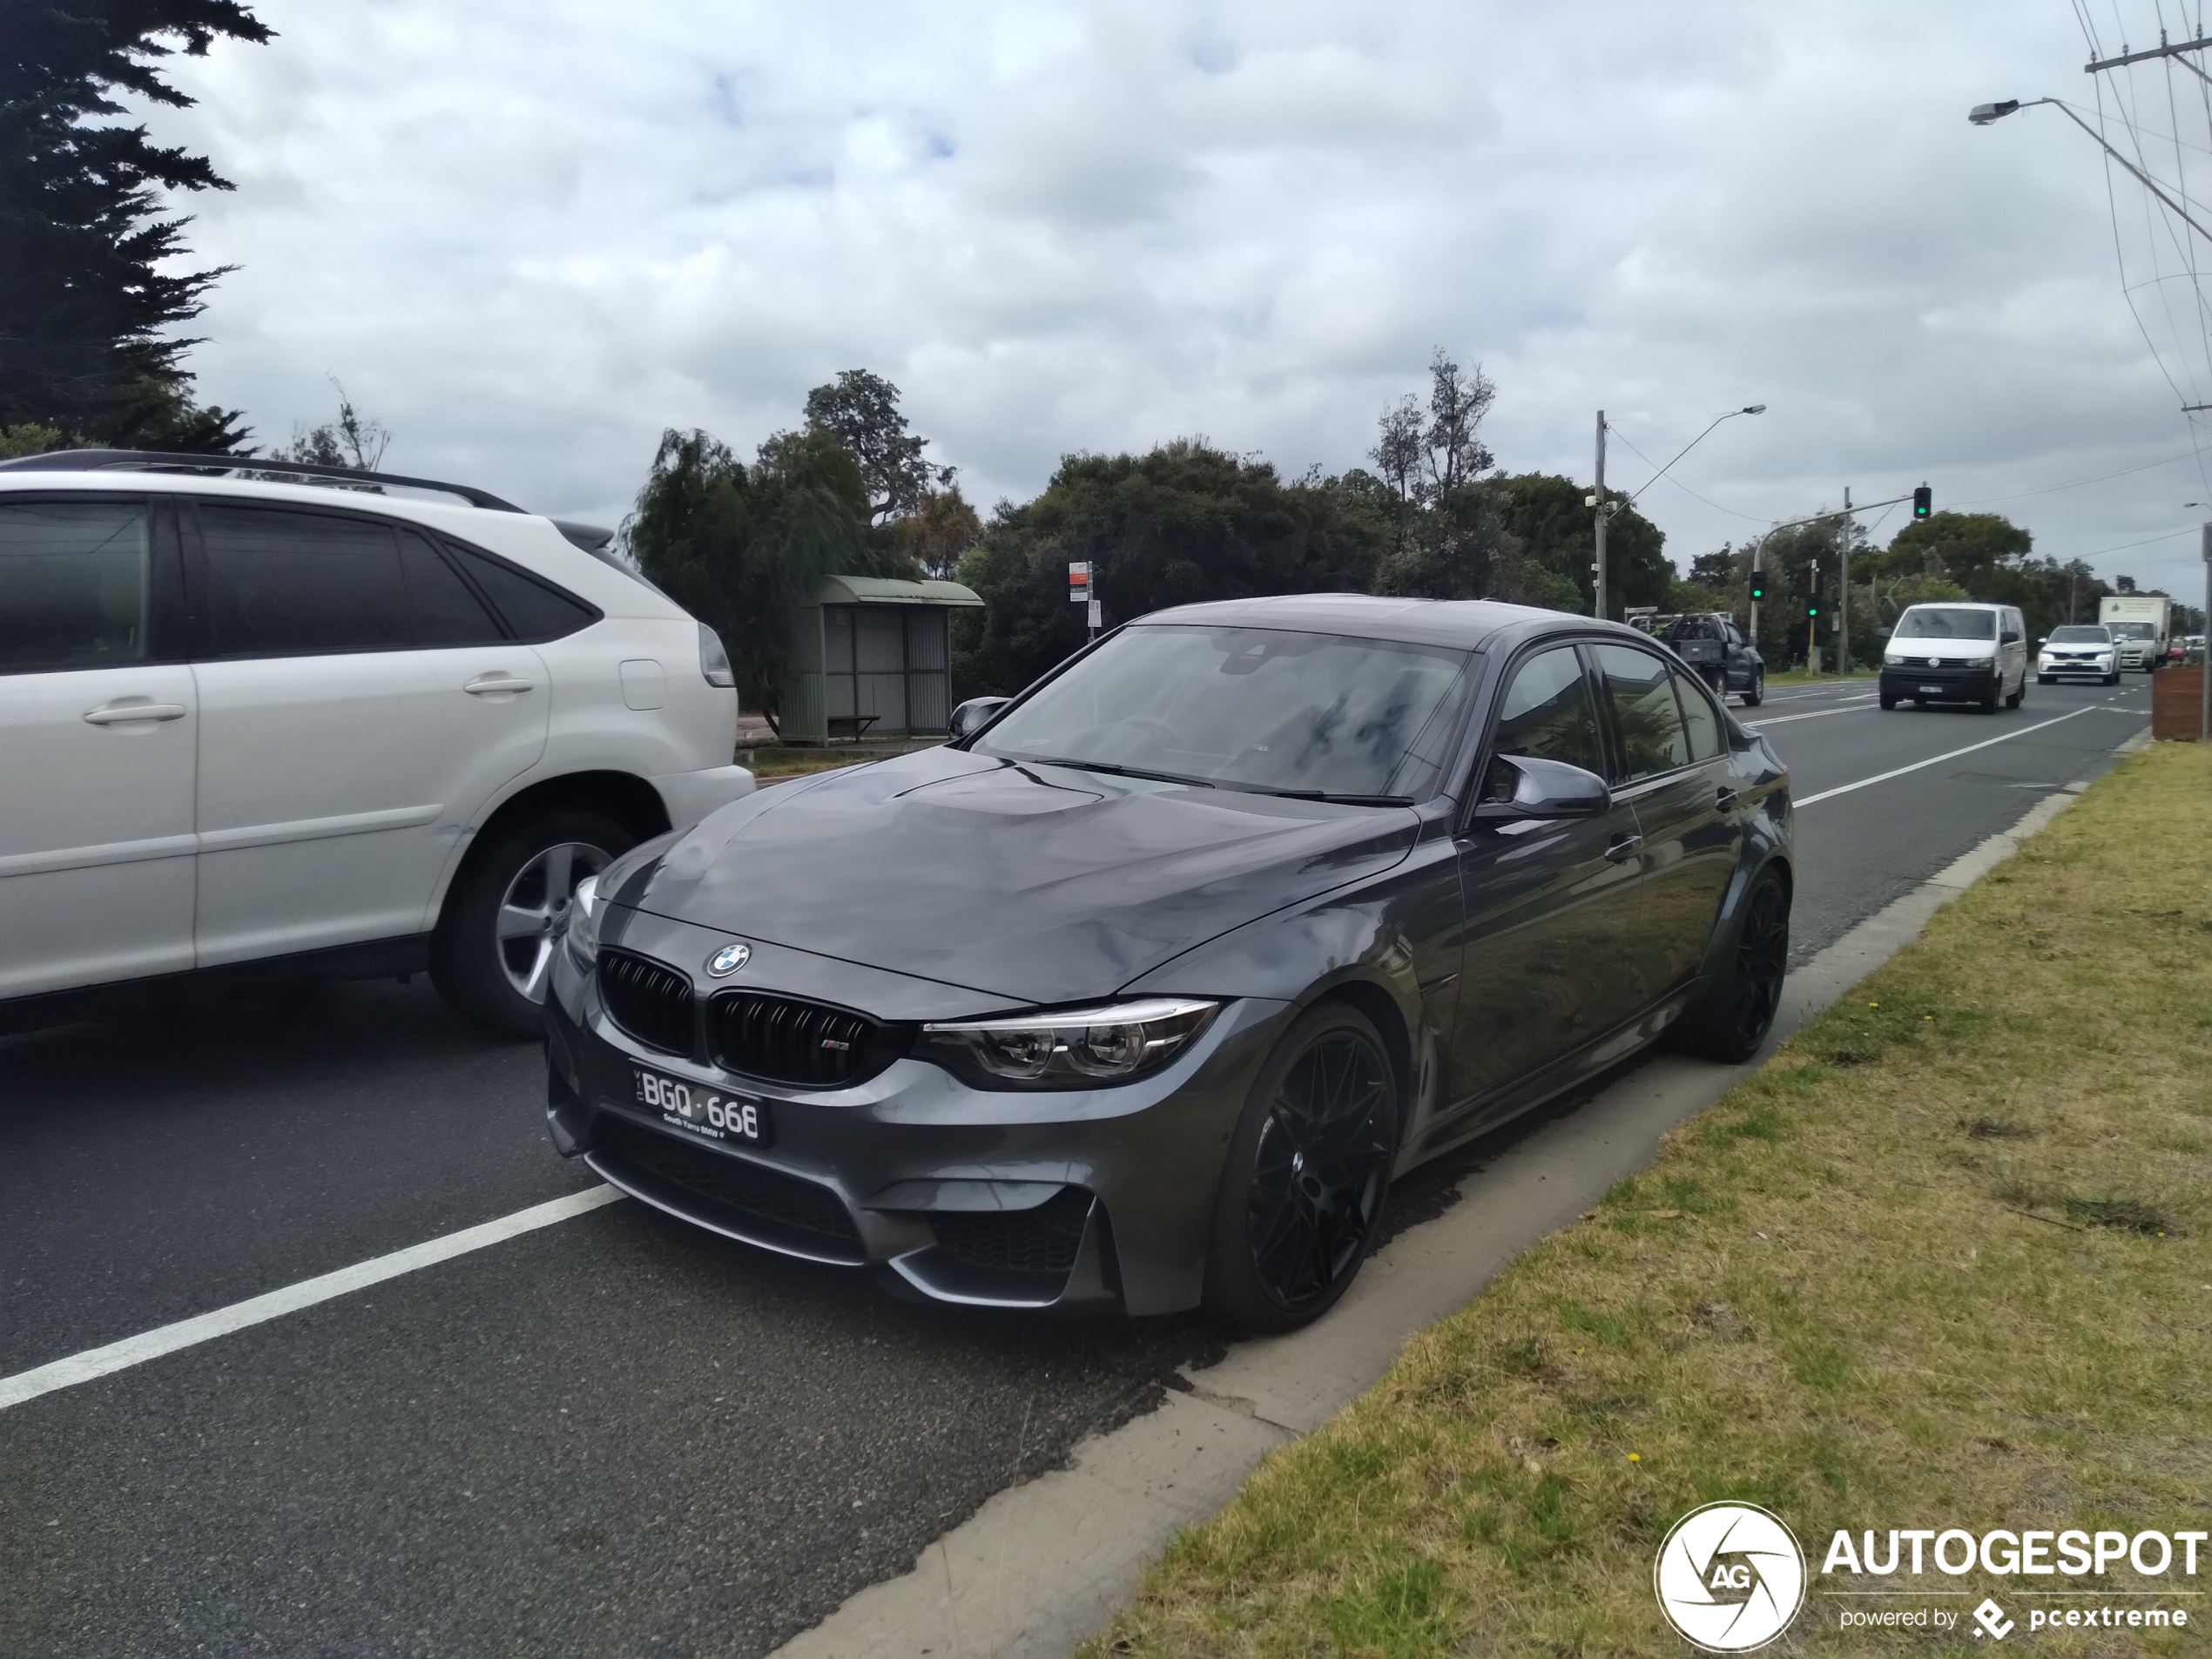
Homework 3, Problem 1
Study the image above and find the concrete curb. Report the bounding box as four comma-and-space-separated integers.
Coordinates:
770, 769, 2117, 1659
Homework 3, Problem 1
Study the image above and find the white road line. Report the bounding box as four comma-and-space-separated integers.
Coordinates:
1746, 705, 1875, 728
1794, 709, 2099, 807
0, 1185, 624, 1413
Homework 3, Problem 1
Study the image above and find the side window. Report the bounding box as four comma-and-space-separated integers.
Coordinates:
199, 506, 407, 657
0, 499, 152, 674
1594, 643, 1690, 781
399, 530, 505, 646
1484, 644, 1606, 798
442, 542, 597, 641
1671, 668, 1722, 762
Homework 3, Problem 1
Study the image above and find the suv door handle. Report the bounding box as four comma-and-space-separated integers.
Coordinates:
1715, 788, 1739, 813
463, 672, 535, 695
84, 701, 187, 725
1605, 832, 1642, 863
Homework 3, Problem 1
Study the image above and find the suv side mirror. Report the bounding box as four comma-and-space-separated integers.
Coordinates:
1472, 755, 1611, 822
949, 696, 1013, 740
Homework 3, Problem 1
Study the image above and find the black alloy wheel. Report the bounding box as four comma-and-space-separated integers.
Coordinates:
1669, 867, 1791, 1063
1205, 1004, 1399, 1332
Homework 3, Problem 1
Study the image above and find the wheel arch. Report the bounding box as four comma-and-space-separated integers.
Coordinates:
1302, 976, 1418, 1147
433, 770, 671, 926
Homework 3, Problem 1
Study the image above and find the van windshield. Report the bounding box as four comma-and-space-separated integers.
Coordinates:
1894, 607, 1995, 640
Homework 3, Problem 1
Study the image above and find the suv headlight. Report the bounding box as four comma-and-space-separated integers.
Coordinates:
918, 999, 1218, 1089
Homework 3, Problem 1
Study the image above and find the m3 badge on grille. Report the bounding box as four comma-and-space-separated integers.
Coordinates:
705, 941, 752, 977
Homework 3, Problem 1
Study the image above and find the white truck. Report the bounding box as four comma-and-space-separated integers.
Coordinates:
2098, 594, 2172, 672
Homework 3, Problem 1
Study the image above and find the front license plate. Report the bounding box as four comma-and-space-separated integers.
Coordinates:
632, 1067, 770, 1145
1919, 684, 1944, 694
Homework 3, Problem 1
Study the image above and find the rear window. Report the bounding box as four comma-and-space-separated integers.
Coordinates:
1894, 607, 1996, 640
199, 504, 407, 656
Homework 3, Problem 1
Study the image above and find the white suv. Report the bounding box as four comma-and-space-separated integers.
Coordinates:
0, 450, 752, 1037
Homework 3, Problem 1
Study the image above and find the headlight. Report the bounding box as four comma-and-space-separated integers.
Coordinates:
1884, 652, 1905, 665
563, 873, 606, 968
918, 999, 1218, 1089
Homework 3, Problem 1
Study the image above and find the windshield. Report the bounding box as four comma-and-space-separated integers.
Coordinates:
976, 624, 1474, 800
2048, 625, 2110, 644
2108, 621, 2155, 639
1894, 607, 1996, 640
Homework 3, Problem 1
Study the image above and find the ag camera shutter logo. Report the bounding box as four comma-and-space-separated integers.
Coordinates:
1655, 1502, 1807, 1651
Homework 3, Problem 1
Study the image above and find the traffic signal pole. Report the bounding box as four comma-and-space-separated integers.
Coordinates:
1593, 411, 1608, 622
1837, 486, 1851, 674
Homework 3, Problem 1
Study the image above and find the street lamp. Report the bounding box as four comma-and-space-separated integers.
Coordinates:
1591, 402, 1766, 623
1970, 98, 2212, 244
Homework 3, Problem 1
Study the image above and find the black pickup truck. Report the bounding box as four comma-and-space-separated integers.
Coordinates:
1640, 612, 1765, 705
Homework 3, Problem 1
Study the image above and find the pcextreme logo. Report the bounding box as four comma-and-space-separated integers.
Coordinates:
1654, 1502, 1808, 1652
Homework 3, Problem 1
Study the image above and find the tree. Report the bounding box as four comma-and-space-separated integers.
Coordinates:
1365, 350, 1512, 601
271, 379, 388, 470
1, 0, 268, 450
887, 482, 981, 581
1481, 472, 1669, 616
1878, 511, 2033, 590
802, 368, 950, 526
624, 425, 911, 722
951, 440, 1390, 698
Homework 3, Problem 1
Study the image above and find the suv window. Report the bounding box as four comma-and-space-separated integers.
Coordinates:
1671, 668, 1722, 761
1486, 644, 1605, 795
442, 541, 597, 641
1594, 643, 1690, 780
199, 504, 408, 656
399, 529, 505, 646
0, 498, 152, 674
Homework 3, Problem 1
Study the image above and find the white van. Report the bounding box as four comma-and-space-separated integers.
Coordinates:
0, 449, 753, 1037
1878, 602, 2029, 712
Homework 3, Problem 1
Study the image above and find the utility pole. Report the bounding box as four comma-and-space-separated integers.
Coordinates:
1837, 487, 1851, 674
1592, 410, 1608, 621
1749, 531, 1766, 648
2202, 523, 2211, 741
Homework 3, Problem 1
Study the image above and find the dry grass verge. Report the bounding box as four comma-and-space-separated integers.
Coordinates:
1087, 742, 2212, 1656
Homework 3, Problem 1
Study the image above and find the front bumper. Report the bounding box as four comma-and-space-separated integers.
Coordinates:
2039, 657, 2114, 679
543, 918, 1291, 1316
1881, 662, 2000, 700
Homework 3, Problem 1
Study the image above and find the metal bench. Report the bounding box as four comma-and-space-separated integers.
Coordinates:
824, 713, 881, 742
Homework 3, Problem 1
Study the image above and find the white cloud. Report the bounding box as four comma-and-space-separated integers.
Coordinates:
140, 0, 2212, 598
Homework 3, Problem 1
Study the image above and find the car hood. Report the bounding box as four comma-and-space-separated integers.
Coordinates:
615, 745, 1420, 1005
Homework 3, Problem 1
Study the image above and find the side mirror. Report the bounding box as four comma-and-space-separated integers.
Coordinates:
2001, 631, 2022, 644
1472, 755, 1612, 822
949, 696, 1013, 740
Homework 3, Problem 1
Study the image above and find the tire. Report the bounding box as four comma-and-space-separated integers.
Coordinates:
2104, 671, 2120, 686
1979, 680, 2001, 713
1741, 669, 1764, 709
2037, 674, 2052, 685
432, 807, 633, 1040
2006, 673, 2025, 709
1878, 691, 1898, 710
1668, 867, 1791, 1063
1204, 1002, 1400, 1334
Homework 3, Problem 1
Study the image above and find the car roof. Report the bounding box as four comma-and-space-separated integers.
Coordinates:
1126, 592, 1655, 653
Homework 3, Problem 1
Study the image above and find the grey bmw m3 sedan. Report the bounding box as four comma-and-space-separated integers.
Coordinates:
543, 595, 1793, 1331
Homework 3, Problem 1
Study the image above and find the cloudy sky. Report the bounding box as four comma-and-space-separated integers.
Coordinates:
141, 0, 2212, 598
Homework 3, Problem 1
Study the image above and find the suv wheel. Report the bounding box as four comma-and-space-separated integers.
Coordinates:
1204, 1003, 1399, 1333
1668, 867, 1790, 1062
432, 807, 633, 1039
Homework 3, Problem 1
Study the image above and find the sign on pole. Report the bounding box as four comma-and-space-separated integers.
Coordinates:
1088, 598, 1103, 631
1068, 561, 1091, 603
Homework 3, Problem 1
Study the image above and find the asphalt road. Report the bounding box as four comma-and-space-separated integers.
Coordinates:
0, 669, 2154, 1658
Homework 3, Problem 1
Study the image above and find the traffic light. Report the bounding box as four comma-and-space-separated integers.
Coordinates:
1913, 483, 1932, 519
1749, 575, 1766, 601
1807, 600, 1820, 619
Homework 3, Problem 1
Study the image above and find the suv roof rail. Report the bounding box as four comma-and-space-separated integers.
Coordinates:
0, 448, 525, 513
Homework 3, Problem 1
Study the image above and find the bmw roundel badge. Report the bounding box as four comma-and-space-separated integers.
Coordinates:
706, 941, 752, 977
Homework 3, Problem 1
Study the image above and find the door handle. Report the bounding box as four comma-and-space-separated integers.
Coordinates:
1716, 788, 1739, 813
83, 702, 187, 725
463, 673, 535, 695
1605, 832, 1642, 863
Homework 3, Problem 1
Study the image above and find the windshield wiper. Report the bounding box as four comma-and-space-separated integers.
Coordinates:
1220, 784, 1414, 806
1006, 754, 1217, 788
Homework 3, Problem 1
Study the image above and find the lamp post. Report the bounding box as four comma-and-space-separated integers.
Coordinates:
1593, 403, 1767, 622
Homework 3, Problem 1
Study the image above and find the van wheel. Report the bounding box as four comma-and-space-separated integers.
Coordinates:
2006, 676, 2025, 709
432, 807, 632, 1040
1878, 691, 1898, 710
1204, 1003, 1399, 1334
1669, 868, 1790, 1063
